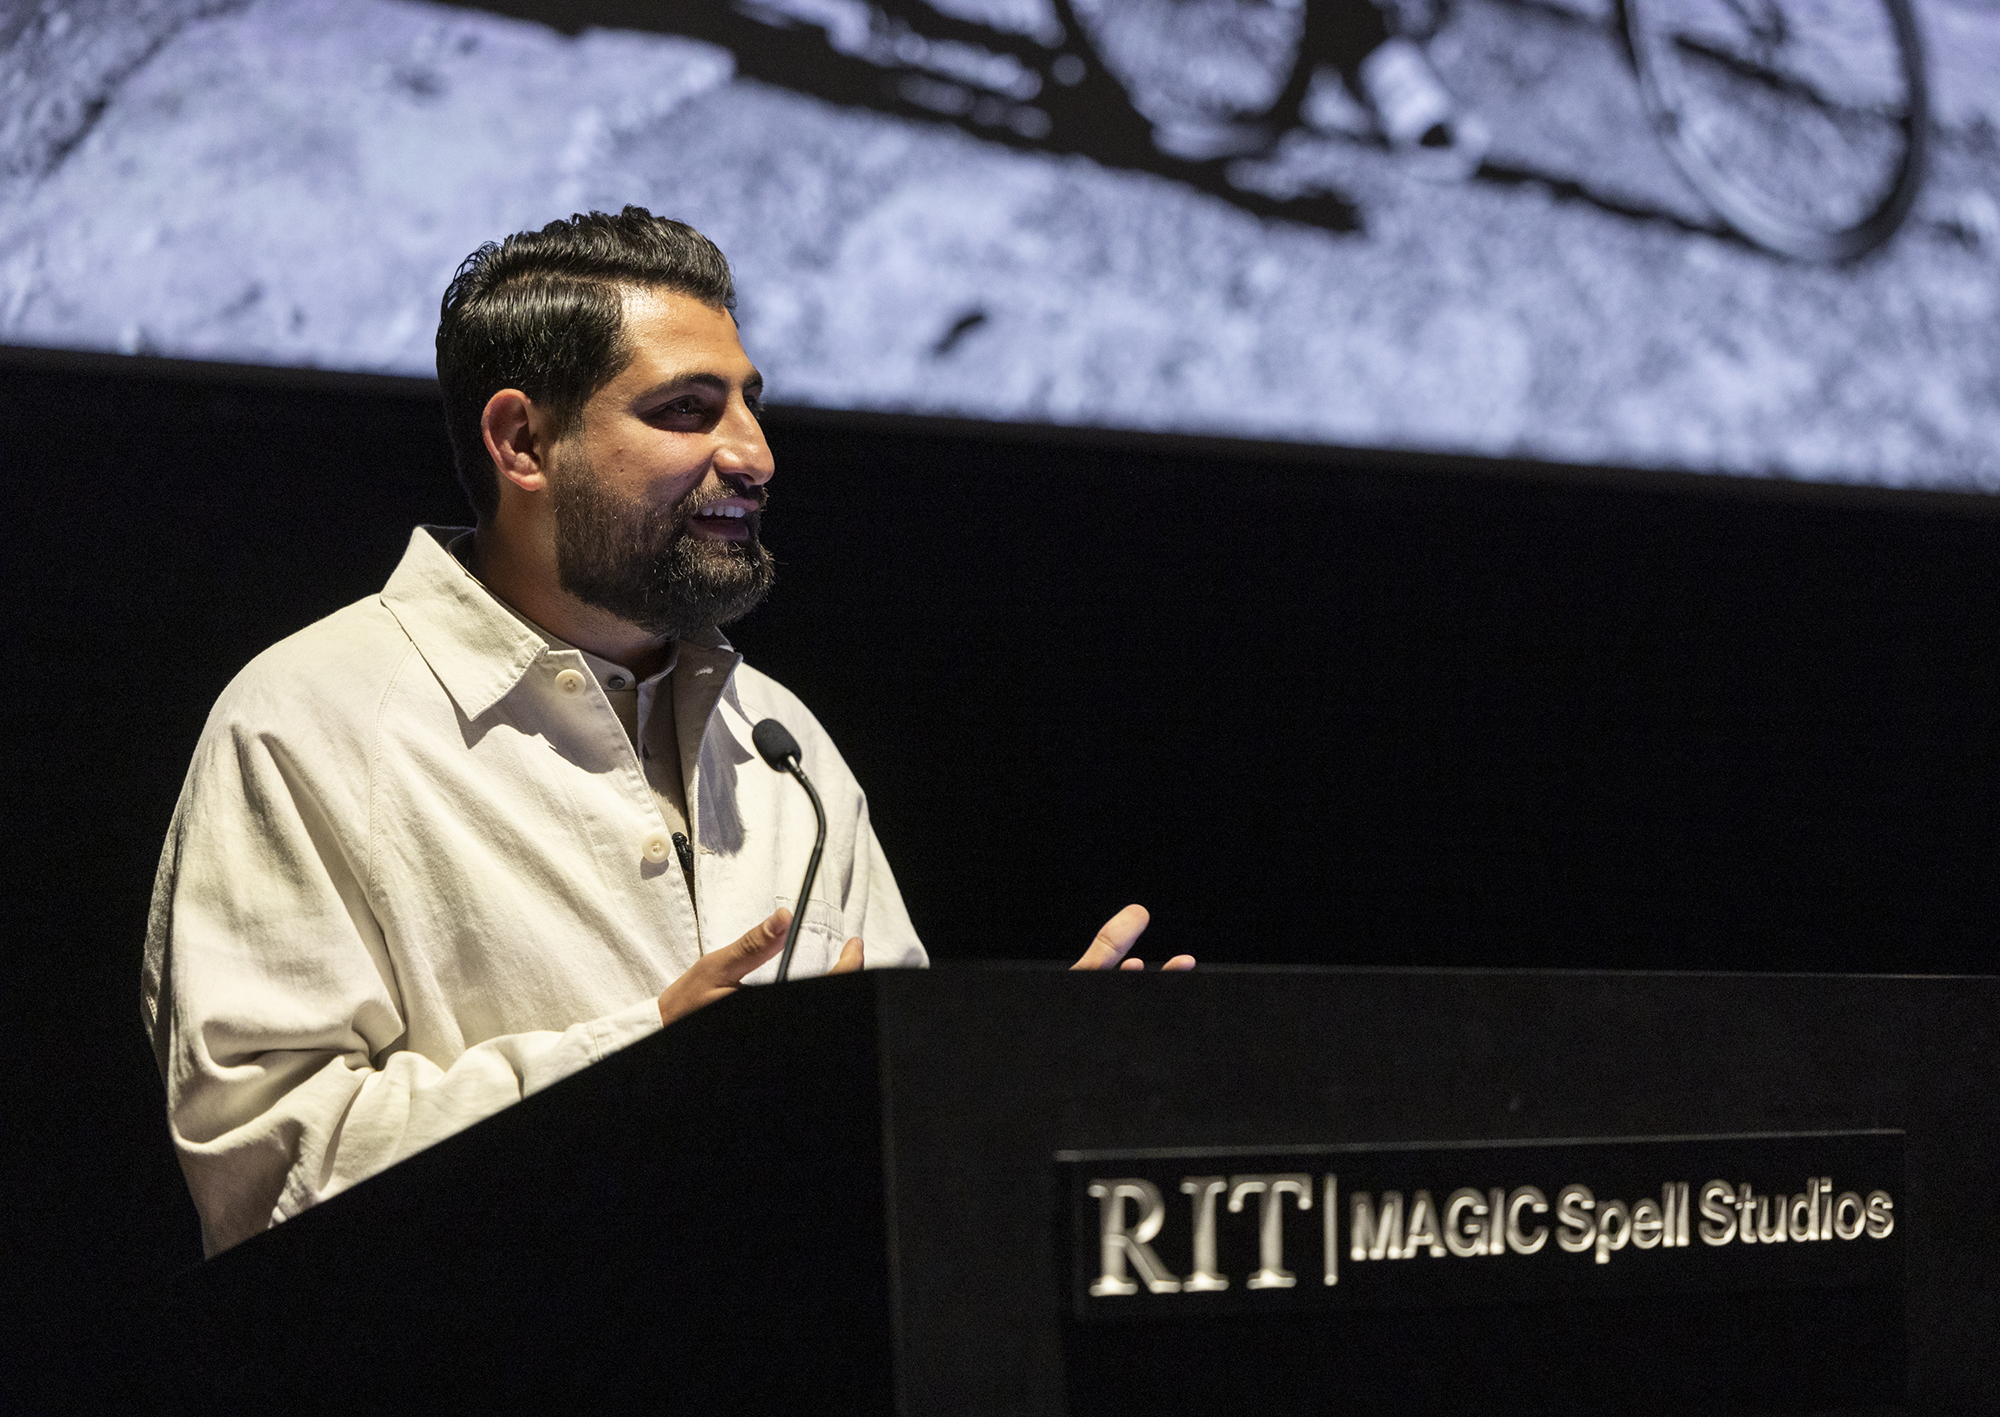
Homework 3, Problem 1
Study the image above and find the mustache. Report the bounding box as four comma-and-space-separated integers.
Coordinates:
679, 481, 769, 520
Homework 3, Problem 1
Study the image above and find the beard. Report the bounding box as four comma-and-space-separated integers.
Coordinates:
549, 446, 775, 641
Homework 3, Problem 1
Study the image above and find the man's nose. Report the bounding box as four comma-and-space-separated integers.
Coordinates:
712, 397, 774, 486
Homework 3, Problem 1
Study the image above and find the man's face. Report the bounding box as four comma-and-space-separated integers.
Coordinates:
547, 288, 776, 640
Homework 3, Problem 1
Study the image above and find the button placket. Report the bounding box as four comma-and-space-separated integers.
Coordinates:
540, 656, 687, 913
629, 685, 696, 935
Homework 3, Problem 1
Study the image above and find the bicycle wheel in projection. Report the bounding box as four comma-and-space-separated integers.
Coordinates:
1054, 0, 1309, 157
1621, 0, 1928, 260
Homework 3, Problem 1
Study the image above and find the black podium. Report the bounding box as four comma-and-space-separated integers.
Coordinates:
163, 967, 1999, 1414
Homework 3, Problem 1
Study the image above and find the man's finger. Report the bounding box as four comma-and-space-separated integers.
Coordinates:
1162, 954, 1197, 971
715, 909, 791, 982
659, 911, 790, 1026
1071, 903, 1151, 970
830, 935, 865, 974
1119, 957, 1144, 971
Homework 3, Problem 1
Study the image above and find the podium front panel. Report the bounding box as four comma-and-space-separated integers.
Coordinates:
872, 967, 1996, 1415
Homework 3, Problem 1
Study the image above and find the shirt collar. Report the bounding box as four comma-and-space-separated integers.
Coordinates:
481, 575, 677, 695
378, 526, 735, 722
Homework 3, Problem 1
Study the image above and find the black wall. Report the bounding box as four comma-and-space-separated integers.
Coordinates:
5, 349, 1999, 1386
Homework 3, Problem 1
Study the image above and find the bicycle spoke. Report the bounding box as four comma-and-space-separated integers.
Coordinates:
1625, 0, 1924, 257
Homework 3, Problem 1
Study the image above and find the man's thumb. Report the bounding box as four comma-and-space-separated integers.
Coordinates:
739, 908, 790, 958
709, 910, 789, 984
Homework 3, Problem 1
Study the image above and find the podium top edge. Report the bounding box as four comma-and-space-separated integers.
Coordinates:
918, 960, 2000, 983
1052, 1126, 1909, 1163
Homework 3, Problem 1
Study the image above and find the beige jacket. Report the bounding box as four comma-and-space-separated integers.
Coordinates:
143, 526, 924, 1255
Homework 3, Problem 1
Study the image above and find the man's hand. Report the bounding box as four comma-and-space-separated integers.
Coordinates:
657, 910, 867, 1026
1070, 904, 1195, 972
658, 901, 1180, 1028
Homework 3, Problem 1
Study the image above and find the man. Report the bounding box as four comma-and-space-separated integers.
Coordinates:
142, 208, 1190, 1257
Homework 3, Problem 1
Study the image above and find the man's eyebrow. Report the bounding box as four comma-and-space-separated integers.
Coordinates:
632, 369, 764, 404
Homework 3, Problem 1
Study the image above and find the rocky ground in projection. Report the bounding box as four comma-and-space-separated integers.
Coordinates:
2, 0, 1997, 484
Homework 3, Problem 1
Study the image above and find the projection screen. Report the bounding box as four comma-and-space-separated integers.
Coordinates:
3, 0, 1997, 485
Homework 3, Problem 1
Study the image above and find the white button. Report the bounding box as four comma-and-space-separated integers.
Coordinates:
554, 668, 587, 695
640, 829, 673, 864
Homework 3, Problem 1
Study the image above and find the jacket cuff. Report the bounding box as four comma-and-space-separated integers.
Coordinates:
590, 993, 666, 1061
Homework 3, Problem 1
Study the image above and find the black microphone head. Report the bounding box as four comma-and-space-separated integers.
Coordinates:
752, 718, 802, 772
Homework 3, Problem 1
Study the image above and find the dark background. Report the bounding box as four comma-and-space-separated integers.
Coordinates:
4, 347, 1998, 1397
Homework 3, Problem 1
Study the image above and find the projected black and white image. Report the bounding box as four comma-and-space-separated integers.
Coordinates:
3, 0, 1997, 484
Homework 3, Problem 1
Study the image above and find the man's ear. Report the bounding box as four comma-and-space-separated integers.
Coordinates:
481, 389, 552, 493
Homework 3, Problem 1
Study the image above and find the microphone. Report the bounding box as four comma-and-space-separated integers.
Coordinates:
751, 718, 827, 983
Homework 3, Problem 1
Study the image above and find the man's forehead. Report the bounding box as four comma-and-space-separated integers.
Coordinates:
618, 286, 745, 358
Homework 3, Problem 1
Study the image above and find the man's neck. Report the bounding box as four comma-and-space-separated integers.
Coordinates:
466, 525, 675, 679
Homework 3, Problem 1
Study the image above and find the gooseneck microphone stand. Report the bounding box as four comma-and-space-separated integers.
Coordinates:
750, 718, 827, 983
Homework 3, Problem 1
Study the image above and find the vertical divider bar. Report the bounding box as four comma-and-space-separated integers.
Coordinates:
1323, 1174, 1338, 1286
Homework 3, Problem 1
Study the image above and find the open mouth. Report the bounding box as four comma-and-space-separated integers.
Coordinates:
689, 501, 758, 541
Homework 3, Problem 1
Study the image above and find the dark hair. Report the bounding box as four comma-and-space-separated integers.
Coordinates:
435, 207, 736, 520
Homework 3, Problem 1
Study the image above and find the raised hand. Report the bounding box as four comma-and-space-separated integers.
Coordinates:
1069, 904, 1195, 972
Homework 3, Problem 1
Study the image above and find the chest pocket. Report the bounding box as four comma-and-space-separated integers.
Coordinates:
770, 895, 848, 978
